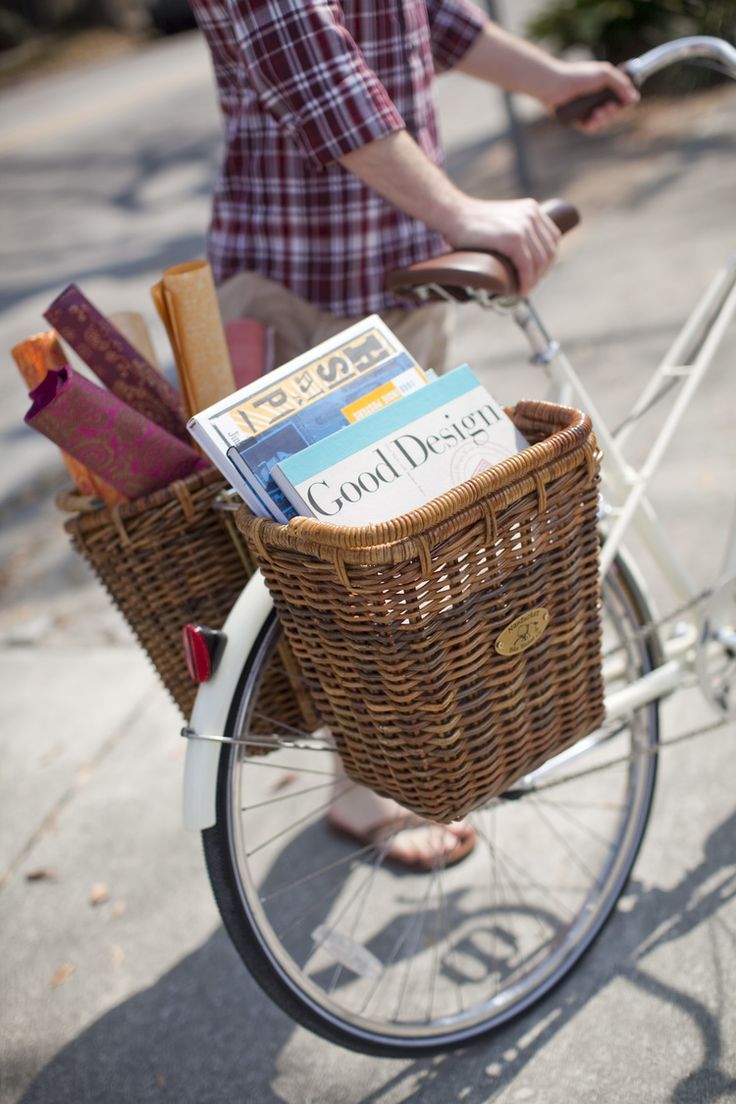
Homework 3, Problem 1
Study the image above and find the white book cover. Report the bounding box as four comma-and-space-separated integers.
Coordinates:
271, 365, 529, 526
227, 354, 428, 523
186, 314, 417, 470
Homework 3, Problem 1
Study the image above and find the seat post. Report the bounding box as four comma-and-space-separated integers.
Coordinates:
511, 299, 560, 365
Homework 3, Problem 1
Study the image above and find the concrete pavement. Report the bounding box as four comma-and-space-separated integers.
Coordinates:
1, 22, 736, 1104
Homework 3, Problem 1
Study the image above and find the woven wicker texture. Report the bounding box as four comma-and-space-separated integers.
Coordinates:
60, 467, 304, 730
237, 401, 605, 822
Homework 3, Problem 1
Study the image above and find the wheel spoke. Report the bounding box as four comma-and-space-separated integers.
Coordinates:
207, 559, 660, 1051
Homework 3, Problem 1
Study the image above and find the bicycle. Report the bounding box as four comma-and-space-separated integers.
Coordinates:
180, 37, 736, 1055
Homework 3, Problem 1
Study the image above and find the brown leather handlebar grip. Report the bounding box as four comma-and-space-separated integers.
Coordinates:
555, 62, 637, 126
540, 198, 580, 235
555, 86, 622, 126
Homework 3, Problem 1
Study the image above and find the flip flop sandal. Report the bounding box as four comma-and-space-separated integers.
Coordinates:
327, 813, 476, 872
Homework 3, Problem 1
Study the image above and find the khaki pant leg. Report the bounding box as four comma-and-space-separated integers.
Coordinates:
216, 271, 456, 375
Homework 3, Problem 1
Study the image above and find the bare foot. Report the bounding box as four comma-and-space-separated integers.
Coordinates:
328, 771, 475, 871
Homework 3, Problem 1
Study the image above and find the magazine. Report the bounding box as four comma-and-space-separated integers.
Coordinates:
227, 351, 428, 521
271, 365, 529, 526
186, 314, 419, 474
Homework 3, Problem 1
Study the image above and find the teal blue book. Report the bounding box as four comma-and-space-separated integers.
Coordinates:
226, 351, 428, 522
271, 365, 529, 526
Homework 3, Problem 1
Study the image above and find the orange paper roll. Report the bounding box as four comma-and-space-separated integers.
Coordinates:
151, 260, 235, 419
11, 332, 126, 506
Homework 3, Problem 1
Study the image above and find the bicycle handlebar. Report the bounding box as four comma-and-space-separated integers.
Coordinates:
555, 35, 736, 127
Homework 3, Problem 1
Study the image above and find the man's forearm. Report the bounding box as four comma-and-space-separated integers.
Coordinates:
452, 20, 638, 120
454, 20, 566, 105
338, 129, 466, 242
337, 129, 561, 297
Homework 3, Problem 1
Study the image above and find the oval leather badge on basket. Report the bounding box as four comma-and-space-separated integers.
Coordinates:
495, 608, 550, 656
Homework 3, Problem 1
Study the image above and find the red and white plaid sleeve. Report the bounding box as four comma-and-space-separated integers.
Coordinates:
426, 0, 489, 72
225, 0, 406, 168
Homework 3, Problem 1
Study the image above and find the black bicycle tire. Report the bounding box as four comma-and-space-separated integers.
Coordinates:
202, 552, 661, 1056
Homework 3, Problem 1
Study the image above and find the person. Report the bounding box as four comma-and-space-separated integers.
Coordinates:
189, 0, 638, 866
189, 0, 637, 371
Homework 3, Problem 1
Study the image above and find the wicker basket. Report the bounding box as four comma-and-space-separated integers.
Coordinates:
236, 400, 605, 822
60, 466, 308, 730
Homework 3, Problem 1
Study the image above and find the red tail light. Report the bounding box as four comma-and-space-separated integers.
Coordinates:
182, 624, 226, 682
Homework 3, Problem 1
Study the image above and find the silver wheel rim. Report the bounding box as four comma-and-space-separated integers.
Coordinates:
223, 566, 658, 1049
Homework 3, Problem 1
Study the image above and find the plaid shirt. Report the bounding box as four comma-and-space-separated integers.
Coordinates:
190, 0, 487, 315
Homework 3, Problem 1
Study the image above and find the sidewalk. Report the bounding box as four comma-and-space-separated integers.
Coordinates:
1, 27, 735, 1104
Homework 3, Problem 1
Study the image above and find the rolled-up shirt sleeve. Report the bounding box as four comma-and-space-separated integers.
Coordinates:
426, 0, 488, 73
226, 0, 406, 168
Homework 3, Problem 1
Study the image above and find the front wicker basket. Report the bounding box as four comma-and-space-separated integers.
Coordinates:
60, 466, 305, 731
237, 400, 605, 823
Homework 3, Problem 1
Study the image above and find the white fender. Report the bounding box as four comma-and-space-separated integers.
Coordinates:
182, 570, 274, 831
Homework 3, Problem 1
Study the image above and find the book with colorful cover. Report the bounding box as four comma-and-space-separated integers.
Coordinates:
270, 365, 529, 526
187, 313, 418, 463
227, 351, 428, 521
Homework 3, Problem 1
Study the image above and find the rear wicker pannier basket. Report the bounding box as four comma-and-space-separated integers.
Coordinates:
59, 467, 307, 732
237, 400, 605, 823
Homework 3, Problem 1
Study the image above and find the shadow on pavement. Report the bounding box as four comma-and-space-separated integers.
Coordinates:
447, 88, 736, 209
19, 808, 736, 1104
0, 128, 220, 314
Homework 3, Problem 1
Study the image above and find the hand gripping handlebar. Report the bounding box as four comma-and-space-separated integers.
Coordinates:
555, 35, 736, 126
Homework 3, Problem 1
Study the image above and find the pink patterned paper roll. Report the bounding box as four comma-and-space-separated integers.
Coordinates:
12, 331, 127, 506
44, 284, 187, 441
225, 318, 274, 389
25, 366, 208, 500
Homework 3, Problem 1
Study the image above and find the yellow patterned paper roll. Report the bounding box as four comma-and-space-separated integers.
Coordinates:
152, 261, 235, 419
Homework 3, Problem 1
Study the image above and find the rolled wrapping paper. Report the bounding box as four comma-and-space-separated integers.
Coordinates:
25, 365, 209, 500
107, 311, 160, 369
151, 260, 235, 418
225, 318, 274, 389
12, 332, 126, 506
44, 284, 187, 441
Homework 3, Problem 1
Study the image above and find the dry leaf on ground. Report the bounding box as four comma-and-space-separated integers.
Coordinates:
25, 867, 57, 882
90, 882, 110, 906
50, 962, 74, 987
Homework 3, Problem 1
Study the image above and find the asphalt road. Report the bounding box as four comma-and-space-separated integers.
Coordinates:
1, 19, 736, 1104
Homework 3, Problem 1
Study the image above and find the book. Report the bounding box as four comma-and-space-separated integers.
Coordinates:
271, 365, 529, 527
186, 314, 422, 510
227, 351, 428, 521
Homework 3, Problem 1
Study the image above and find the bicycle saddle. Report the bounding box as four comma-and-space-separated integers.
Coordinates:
386, 198, 580, 303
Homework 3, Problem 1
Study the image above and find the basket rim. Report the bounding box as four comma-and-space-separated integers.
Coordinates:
58, 464, 222, 533
236, 399, 595, 563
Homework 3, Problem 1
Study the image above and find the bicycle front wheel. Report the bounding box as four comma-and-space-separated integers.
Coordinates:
203, 553, 659, 1055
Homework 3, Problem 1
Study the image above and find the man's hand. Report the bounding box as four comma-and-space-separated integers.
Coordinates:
457, 23, 639, 133
443, 198, 562, 298
543, 61, 640, 132
340, 133, 564, 298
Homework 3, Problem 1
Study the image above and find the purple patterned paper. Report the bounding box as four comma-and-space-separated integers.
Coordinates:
26, 366, 208, 500
44, 284, 187, 440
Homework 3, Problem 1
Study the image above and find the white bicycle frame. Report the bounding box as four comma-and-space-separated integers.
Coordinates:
182, 35, 736, 831
182, 259, 736, 830
511, 256, 736, 726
